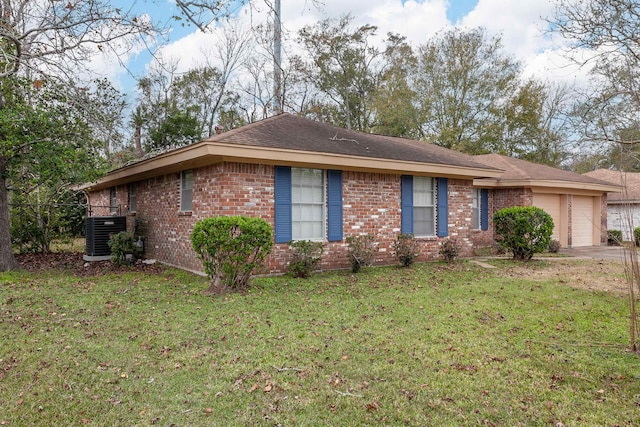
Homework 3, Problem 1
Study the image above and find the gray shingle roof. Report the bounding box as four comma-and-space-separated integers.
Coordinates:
206, 113, 498, 171
474, 154, 616, 186
584, 169, 640, 202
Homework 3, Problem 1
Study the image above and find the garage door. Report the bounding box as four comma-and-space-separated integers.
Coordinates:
533, 194, 561, 241
572, 196, 594, 247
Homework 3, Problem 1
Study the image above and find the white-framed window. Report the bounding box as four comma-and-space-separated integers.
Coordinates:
109, 187, 118, 214
128, 183, 137, 213
292, 168, 325, 240
472, 188, 481, 230
413, 176, 435, 236
180, 170, 193, 211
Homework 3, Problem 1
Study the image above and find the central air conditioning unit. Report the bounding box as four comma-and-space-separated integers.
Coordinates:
84, 216, 127, 261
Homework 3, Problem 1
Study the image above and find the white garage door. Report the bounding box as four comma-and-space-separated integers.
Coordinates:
533, 194, 561, 241
572, 196, 594, 247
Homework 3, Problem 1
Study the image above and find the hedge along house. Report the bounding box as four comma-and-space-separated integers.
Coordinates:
79, 113, 509, 274
473, 154, 620, 248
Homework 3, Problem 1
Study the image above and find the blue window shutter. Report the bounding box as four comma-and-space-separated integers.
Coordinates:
274, 166, 292, 243
481, 189, 489, 231
437, 178, 448, 237
327, 170, 343, 241
401, 175, 413, 234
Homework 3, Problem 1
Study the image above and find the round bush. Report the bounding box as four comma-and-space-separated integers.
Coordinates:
493, 206, 554, 261
191, 216, 273, 290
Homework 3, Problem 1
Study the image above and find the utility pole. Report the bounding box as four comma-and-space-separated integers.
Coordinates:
273, 0, 282, 114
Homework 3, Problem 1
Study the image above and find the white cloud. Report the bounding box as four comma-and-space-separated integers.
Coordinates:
462, 1, 552, 56
360, 0, 451, 44
127, 0, 595, 92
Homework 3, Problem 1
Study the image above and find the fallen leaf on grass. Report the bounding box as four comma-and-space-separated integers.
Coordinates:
365, 402, 379, 412
249, 383, 259, 393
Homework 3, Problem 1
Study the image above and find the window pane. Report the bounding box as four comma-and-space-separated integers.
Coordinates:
181, 170, 193, 211
415, 207, 434, 235
292, 186, 302, 201
182, 170, 193, 190
310, 186, 324, 203
292, 205, 301, 221
472, 189, 480, 229
312, 205, 323, 221
413, 177, 435, 236
110, 188, 117, 214
414, 177, 434, 206
129, 184, 137, 212
181, 189, 193, 211
292, 168, 324, 240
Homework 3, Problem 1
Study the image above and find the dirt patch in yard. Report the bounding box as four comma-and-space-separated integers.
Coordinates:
14, 252, 165, 277
495, 258, 629, 294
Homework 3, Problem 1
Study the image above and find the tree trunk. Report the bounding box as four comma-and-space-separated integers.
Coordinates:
0, 155, 18, 271
134, 123, 143, 157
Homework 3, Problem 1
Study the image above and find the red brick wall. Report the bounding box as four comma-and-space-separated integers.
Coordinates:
493, 188, 533, 212
87, 191, 111, 217
445, 179, 475, 257
87, 162, 494, 274
468, 189, 496, 249
599, 194, 608, 245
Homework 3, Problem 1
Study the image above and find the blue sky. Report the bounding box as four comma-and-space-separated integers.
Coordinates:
445, 0, 478, 22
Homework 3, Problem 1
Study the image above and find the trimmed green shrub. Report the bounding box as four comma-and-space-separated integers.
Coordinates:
494, 206, 554, 261
547, 239, 561, 253
607, 229, 622, 246
191, 216, 273, 291
346, 234, 376, 273
439, 237, 462, 263
288, 240, 324, 278
108, 231, 135, 266
634, 227, 640, 247
393, 233, 420, 267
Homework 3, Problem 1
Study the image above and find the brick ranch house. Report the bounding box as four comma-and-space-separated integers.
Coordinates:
78, 113, 618, 275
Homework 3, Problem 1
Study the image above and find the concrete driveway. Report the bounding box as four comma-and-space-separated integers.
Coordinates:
558, 245, 629, 260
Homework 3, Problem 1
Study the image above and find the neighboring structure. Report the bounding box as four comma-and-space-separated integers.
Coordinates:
583, 169, 640, 241
474, 154, 619, 248
78, 113, 618, 274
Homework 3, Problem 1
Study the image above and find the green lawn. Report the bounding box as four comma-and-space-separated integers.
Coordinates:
1, 261, 638, 426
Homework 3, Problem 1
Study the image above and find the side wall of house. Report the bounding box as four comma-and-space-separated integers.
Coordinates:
87, 162, 492, 274
608, 200, 640, 242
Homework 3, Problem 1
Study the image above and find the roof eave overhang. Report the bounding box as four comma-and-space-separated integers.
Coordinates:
474, 178, 621, 195
77, 142, 504, 192
607, 199, 640, 204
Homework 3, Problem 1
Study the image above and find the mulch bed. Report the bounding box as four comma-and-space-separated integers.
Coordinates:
15, 252, 165, 277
